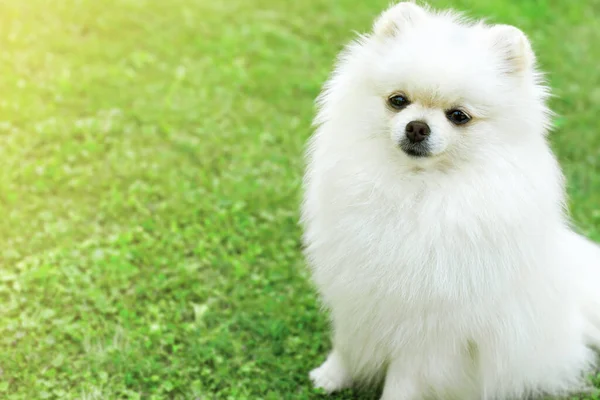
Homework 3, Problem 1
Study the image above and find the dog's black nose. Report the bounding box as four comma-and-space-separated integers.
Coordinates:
405, 121, 430, 143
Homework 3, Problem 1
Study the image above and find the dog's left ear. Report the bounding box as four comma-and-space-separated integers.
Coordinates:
488, 24, 535, 74
373, 1, 428, 38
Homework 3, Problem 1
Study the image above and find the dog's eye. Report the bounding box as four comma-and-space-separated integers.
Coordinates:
388, 94, 410, 110
446, 109, 471, 125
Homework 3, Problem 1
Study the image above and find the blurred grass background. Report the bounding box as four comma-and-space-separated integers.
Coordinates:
0, 0, 599, 399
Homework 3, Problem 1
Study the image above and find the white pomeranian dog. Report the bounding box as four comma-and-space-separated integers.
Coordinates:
301, 2, 600, 399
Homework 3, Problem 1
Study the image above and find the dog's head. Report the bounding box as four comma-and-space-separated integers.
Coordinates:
318, 2, 550, 168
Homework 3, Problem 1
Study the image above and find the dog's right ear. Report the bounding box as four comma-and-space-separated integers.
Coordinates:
487, 24, 535, 74
373, 1, 427, 38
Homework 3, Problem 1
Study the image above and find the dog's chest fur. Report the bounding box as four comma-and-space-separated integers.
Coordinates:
302, 158, 561, 377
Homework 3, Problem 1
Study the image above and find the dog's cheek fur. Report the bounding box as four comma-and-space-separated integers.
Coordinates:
302, 2, 600, 399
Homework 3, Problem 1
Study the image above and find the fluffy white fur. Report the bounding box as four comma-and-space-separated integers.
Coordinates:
301, 2, 600, 399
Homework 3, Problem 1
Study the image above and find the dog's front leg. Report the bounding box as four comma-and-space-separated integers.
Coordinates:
309, 349, 352, 394
380, 358, 422, 400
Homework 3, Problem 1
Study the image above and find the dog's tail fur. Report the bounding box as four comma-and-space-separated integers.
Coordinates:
571, 232, 600, 349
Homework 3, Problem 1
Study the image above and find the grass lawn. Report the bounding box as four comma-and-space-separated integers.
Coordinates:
0, 0, 599, 398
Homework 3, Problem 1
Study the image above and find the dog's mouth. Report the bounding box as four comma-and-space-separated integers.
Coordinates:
399, 141, 431, 158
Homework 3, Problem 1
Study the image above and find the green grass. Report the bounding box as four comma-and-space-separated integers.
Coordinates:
0, 0, 599, 398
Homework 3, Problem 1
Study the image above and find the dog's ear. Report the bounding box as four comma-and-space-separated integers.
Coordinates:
488, 24, 535, 74
373, 1, 427, 38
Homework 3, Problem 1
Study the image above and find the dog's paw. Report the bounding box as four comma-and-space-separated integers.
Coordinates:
309, 353, 351, 394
